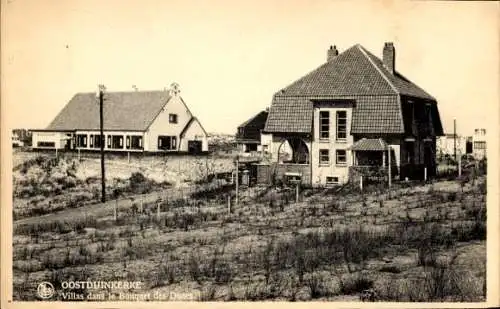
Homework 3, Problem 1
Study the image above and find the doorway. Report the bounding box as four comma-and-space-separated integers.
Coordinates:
188, 140, 202, 154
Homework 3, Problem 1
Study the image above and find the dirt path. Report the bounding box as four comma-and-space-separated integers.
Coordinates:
14, 180, 228, 226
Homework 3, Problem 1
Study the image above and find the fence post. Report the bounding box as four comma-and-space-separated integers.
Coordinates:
360, 176, 363, 192
157, 202, 160, 220
295, 182, 299, 203
55, 148, 58, 159
458, 153, 462, 177
227, 194, 231, 214
424, 167, 427, 182
128, 152, 130, 164
388, 147, 392, 188
235, 156, 239, 206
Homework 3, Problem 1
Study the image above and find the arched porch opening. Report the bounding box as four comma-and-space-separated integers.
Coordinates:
276, 137, 310, 164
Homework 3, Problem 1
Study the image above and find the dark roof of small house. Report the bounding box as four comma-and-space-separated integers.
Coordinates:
237, 110, 269, 129
349, 138, 389, 151
46, 91, 172, 131
264, 44, 437, 134
236, 110, 269, 140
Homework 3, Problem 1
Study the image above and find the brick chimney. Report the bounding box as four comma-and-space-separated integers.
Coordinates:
383, 42, 395, 74
327, 45, 339, 62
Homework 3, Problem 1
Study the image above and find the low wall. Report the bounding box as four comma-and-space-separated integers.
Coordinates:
348, 166, 393, 185
256, 163, 311, 185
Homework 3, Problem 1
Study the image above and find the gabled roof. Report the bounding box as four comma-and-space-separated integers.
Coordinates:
46, 91, 172, 131
237, 110, 268, 129
180, 116, 208, 138
236, 110, 269, 141
359, 46, 435, 100
273, 44, 435, 100
349, 138, 389, 151
264, 44, 438, 134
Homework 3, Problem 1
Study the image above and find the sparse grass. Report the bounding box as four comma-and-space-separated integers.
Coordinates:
12, 167, 487, 302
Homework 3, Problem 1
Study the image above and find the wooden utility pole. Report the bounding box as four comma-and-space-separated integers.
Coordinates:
453, 118, 457, 162
99, 84, 106, 203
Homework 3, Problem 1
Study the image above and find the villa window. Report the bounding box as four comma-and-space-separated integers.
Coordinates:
474, 141, 486, 150
89, 135, 94, 147
336, 111, 347, 140
93, 134, 102, 148
319, 111, 330, 139
319, 149, 329, 165
336, 149, 347, 165
111, 135, 124, 149
158, 136, 177, 150
326, 176, 339, 184
131, 136, 143, 149
107, 136, 112, 148
405, 141, 415, 164
76, 134, 87, 147
169, 114, 178, 124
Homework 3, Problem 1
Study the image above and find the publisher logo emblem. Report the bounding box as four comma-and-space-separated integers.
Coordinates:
37, 282, 55, 299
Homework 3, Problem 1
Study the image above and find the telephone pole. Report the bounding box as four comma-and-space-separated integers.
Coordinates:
453, 118, 457, 162
98, 85, 106, 203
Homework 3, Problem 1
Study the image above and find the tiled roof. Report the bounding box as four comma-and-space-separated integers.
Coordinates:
351, 95, 403, 134
359, 46, 436, 100
276, 45, 396, 96
264, 96, 313, 133
46, 91, 171, 131
265, 44, 438, 134
349, 138, 389, 151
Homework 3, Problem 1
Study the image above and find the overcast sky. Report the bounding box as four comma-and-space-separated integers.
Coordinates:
2, 0, 498, 136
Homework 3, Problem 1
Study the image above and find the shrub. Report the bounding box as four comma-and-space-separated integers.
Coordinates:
339, 274, 373, 295
306, 274, 330, 299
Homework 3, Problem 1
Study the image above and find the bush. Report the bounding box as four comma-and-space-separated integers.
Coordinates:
339, 274, 373, 295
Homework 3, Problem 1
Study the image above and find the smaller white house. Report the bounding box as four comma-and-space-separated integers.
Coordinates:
31, 84, 208, 154
472, 128, 487, 160
436, 134, 466, 159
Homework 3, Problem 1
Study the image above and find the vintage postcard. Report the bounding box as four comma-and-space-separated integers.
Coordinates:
1, 0, 499, 308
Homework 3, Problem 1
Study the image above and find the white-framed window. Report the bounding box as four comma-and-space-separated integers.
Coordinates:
158, 136, 177, 150
319, 149, 329, 165
336, 149, 347, 165
336, 111, 347, 140
326, 176, 339, 184
169, 114, 178, 124
319, 111, 330, 139
474, 141, 486, 150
